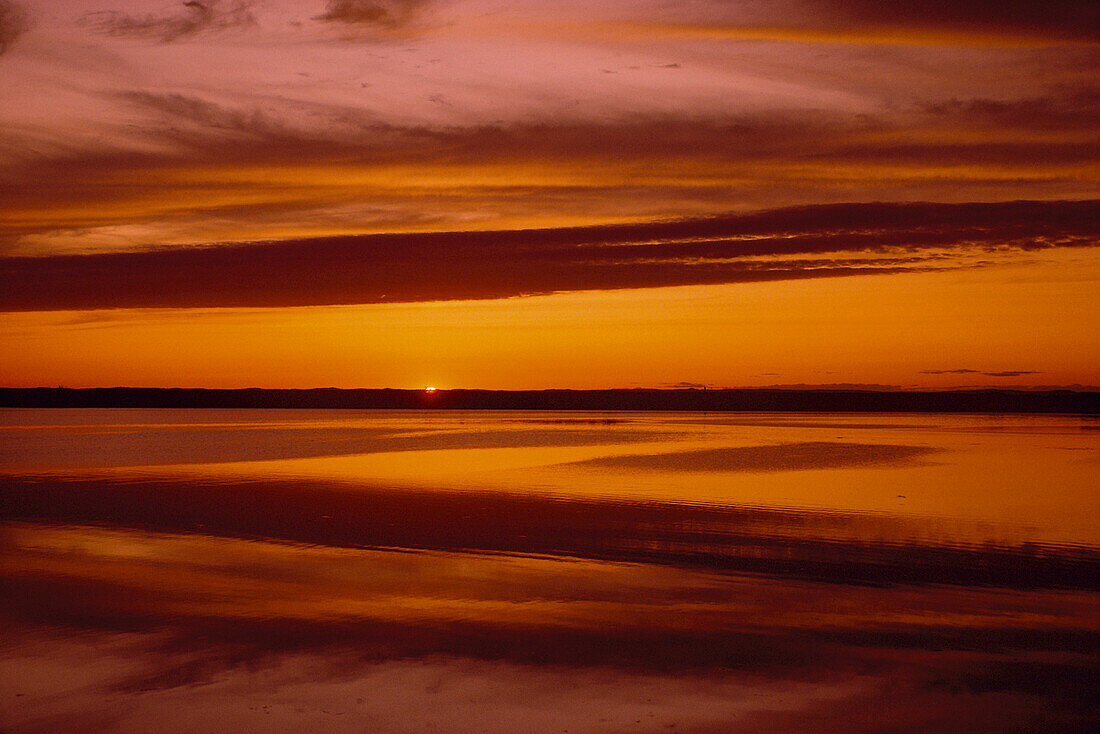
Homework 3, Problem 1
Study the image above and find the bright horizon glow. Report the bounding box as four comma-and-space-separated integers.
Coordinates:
2, 255, 1096, 390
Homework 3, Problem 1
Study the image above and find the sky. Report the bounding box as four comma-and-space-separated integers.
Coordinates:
0, 0, 1097, 389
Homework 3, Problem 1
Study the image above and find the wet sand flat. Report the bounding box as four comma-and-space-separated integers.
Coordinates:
1, 410, 1098, 732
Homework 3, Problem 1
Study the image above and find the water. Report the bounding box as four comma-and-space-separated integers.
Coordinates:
2, 410, 1098, 732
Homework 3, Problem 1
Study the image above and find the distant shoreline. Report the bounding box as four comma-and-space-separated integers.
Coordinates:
2, 387, 1098, 413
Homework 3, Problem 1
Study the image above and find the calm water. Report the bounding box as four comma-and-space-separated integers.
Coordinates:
1, 410, 1098, 733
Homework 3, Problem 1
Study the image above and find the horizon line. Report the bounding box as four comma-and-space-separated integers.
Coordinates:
4, 386, 1097, 415
4, 386, 1099, 393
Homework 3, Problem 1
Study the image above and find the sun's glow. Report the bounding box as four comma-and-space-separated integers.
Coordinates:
424, 387, 437, 393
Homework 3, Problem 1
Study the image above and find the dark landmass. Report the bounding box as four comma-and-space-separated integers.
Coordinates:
1, 387, 1098, 412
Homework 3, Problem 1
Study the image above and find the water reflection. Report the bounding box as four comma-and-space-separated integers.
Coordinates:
566, 440, 938, 471
1, 410, 1098, 732
4, 475, 1097, 588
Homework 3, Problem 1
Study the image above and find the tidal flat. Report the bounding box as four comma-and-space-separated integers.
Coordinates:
2, 409, 1097, 733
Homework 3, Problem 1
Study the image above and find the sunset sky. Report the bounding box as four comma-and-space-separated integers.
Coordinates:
0, 0, 1097, 389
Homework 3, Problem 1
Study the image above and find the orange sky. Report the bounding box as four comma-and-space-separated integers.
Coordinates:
0, 0, 1097, 389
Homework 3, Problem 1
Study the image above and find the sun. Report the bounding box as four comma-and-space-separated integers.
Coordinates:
424, 386, 437, 393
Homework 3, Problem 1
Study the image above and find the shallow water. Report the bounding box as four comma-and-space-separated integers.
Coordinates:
1, 410, 1098, 732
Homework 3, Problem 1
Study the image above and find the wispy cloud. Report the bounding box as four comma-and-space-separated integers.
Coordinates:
78, 1, 255, 42
920, 86, 1100, 131
919, 369, 1044, 377
313, 0, 431, 28
3, 83, 1097, 254
0, 0, 28, 55
0, 1, 1097, 260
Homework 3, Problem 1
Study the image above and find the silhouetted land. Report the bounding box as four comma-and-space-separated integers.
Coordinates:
2, 387, 1098, 413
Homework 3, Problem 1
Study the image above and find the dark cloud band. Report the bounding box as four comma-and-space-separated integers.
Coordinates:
1, 200, 1096, 311
678, 0, 1100, 43
0, 0, 28, 54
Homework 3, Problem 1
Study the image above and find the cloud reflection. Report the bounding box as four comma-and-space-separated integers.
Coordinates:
2, 522, 1098, 733
567, 441, 937, 472
3, 472, 1096, 589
